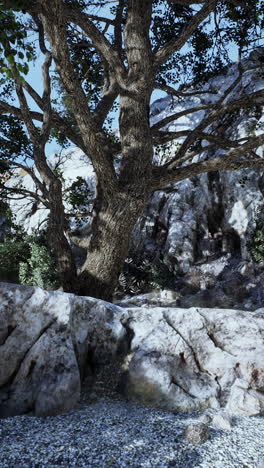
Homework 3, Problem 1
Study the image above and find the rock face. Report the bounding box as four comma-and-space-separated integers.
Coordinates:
128, 57, 264, 276
0, 282, 126, 418
121, 306, 264, 416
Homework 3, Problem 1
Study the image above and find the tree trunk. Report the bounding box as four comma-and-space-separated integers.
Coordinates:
48, 179, 78, 293
78, 87, 153, 301
78, 188, 147, 301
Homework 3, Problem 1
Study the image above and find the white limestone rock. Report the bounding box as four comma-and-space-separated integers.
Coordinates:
122, 306, 264, 415
199, 409, 233, 431
0, 282, 126, 418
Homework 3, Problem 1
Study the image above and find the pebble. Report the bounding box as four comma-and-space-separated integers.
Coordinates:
0, 398, 263, 467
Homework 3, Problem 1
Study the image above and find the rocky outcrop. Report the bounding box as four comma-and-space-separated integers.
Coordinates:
120, 306, 264, 416
0, 282, 126, 418
1, 283, 264, 418
117, 257, 264, 311
119, 59, 264, 299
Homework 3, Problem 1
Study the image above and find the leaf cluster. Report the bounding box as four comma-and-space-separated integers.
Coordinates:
0, 9, 36, 81
152, 0, 264, 85
65, 176, 92, 210
0, 114, 32, 160
251, 229, 264, 263
19, 242, 60, 290
0, 205, 60, 288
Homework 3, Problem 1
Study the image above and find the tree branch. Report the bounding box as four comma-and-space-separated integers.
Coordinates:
0, 159, 49, 199
165, 81, 263, 168
151, 132, 264, 190
153, 127, 249, 147
41, 0, 118, 191
154, 81, 218, 98
0, 183, 49, 207
0, 99, 87, 153
151, 65, 245, 136
40, 51, 53, 141
151, 103, 213, 131
93, 64, 119, 128
0, 100, 42, 121
154, 0, 217, 68
114, 0, 125, 57
61, 3, 126, 87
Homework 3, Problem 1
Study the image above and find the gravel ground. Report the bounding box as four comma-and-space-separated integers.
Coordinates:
0, 396, 263, 468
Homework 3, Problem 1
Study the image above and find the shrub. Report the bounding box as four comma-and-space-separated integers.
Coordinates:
251, 229, 264, 262
0, 231, 59, 289
0, 239, 30, 277
19, 242, 59, 290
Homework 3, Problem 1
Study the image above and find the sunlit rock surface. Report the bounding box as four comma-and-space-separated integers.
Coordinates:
121, 305, 264, 416
0, 282, 126, 418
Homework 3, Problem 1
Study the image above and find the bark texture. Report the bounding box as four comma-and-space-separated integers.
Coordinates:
48, 178, 78, 293
79, 190, 147, 301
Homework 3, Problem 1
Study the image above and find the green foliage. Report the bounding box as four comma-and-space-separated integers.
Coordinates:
152, 0, 263, 85
65, 176, 92, 209
19, 242, 59, 290
0, 9, 36, 84
0, 203, 59, 289
0, 239, 30, 274
0, 235, 60, 290
149, 259, 177, 290
251, 229, 264, 262
0, 200, 26, 238
0, 114, 32, 160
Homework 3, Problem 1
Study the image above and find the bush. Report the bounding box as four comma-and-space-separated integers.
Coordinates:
0, 239, 30, 278
251, 229, 264, 262
0, 231, 59, 289
117, 256, 178, 296
0, 200, 59, 289
19, 242, 59, 290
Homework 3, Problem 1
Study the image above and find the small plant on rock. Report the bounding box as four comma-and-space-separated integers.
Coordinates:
251, 229, 264, 262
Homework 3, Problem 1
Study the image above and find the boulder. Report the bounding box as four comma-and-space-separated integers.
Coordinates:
121, 306, 264, 416
0, 282, 126, 418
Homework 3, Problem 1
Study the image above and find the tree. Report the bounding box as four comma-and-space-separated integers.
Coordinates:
0, 0, 264, 301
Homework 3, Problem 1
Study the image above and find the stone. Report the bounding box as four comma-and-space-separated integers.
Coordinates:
183, 423, 210, 444
0, 282, 126, 418
199, 409, 233, 431
225, 378, 264, 416
257, 459, 264, 468
121, 306, 264, 416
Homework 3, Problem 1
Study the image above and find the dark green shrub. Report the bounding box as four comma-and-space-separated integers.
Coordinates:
0, 239, 30, 279
0, 227, 59, 289
19, 241, 59, 289
251, 229, 264, 262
